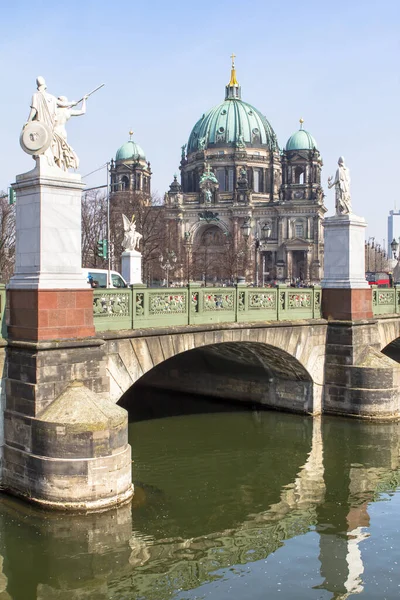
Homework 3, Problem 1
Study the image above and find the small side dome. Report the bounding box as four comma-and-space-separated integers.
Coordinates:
286, 119, 317, 151
115, 132, 146, 162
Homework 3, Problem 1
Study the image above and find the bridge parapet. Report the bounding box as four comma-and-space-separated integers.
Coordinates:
92, 285, 322, 332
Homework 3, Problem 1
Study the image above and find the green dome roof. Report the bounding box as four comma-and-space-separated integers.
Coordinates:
286, 128, 317, 151
116, 140, 146, 162
187, 98, 278, 154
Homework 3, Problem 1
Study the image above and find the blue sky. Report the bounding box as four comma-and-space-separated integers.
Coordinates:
1, 0, 399, 247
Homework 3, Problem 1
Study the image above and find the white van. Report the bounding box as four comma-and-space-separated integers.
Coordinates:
82, 268, 128, 289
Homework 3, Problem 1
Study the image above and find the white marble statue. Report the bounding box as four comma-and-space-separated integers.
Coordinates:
328, 156, 352, 215
52, 95, 87, 170
21, 77, 103, 171
122, 214, 142, 252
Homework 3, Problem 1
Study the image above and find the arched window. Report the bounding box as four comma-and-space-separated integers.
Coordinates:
295, 167, 304, 185
121, 176, 129, 191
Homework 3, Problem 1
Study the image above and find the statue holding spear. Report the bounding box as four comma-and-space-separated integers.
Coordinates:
21, 77, 105, 171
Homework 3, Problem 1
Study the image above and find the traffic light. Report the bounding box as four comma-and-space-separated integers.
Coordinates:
97, 239, 108, 259
8, 187, 16, 205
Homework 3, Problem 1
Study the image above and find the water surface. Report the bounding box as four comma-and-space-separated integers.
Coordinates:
1, 398, 400, 599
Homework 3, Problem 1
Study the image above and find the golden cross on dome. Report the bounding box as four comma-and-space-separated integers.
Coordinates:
230, 53, 236, 68
129, 129, 134, 140
299, 118, 304, 130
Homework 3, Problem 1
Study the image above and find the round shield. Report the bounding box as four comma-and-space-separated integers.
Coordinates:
20, 121, 52, 155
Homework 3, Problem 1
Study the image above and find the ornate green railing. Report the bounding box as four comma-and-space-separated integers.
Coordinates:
92, 285, 322, 332
372, 286, 400, 316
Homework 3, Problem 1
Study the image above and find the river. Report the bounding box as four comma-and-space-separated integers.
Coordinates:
0, 391, 400, 599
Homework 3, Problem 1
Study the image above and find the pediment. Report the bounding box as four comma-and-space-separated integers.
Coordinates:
285, 237, 308, 247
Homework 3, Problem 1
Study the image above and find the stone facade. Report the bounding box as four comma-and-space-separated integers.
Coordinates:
163, 67, 326, 286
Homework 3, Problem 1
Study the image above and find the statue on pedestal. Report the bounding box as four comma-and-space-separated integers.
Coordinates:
328, 156, 352, 215
20, 76, 103, 171
122, 214, 142, 252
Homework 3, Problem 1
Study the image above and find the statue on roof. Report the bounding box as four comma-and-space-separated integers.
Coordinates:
328, 156, 352, 215
236, 133, 246, 149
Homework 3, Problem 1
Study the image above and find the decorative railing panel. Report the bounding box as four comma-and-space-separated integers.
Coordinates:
133, 288, 189, 328
372, 286, 400, 315
93, 290, 132, 331
93, 285, 323, 332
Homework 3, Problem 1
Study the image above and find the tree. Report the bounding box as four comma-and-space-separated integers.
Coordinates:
109, 190, 167, 284
0, 192, 16, 283
81, 189, 108, 268
365, 242, 390, 274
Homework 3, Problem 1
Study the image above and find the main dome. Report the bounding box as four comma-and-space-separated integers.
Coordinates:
187, 65, 278, 154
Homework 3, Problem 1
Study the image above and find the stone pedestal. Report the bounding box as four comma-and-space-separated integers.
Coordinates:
7, 158, 94, 340
321, 214, 369, 289
121, 250, 142, 285
9, 157, 87, 290
321, 213, 372, 320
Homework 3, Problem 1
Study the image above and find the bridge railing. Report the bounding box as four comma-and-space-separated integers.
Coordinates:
92, 285, 322, 332
372, 285, 400, 316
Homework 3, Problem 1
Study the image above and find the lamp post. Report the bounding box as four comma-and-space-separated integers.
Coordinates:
240, 217, 252, 283
261, 223, 272, 285
159, 249, 177, 288
366, 237, 375, 273
241, 219, 273, 286
391, 238, 399, 260
375, 244, 381, 272
184, 231, 191, 284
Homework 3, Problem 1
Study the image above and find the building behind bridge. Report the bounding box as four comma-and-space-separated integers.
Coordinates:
109, 59, 327, 285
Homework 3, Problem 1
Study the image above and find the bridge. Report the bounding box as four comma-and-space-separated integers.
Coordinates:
2, 280, 400, 511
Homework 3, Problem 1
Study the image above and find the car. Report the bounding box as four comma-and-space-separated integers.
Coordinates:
82, 268, 128, 289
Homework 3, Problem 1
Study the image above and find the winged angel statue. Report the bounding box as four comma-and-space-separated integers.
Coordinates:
122, 214, 142, 252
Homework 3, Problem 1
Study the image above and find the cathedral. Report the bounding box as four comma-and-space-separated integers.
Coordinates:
111, 58, 327, 285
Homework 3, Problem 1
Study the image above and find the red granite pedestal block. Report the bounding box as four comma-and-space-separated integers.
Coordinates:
7, 289, 95, 341
322, 288, 373, 321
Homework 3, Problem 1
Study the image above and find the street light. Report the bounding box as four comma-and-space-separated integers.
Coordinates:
159, 250, 177, 288
184, 231, 192, 284
262, 223, 272, 240
241, 217, 251, 239
262, 223, 272, 285
391, 238, 399, 259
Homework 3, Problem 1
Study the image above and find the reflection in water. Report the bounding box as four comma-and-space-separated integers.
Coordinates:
0, 401, 400, 598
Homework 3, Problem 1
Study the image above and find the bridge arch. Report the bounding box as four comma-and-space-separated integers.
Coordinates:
377, 317, 400, 352
103, 322, 326, 415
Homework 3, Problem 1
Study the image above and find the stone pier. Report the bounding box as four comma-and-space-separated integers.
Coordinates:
3, 158, 133, 510
322, 212, 400, 418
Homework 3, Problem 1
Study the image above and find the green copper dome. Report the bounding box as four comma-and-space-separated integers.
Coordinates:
187, 65, 278, 154
116, 140, 146, 162
286, 124, 317, 151
187, 99, 278, 153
